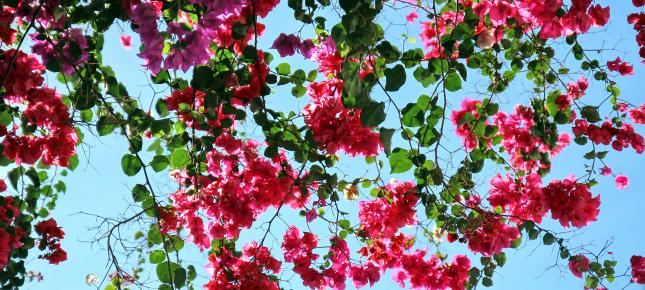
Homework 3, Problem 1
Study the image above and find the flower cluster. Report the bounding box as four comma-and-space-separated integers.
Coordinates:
607, 57, 635, 76
302, 78, 382, 156
0, 6, 16, 45
568, 254, 590, 278
543, 176, 600, 228
165, 132, 309, 249
205, 242, 281, 290
419, 11, 464, 58
629, 103, 645, 124
0, 197, 26, 269
494, 105, 570, 172
462, 213, 520, 256
488, 173, 546, 223
0, 50, 78, 167
358, 181, 418, 239
34, 218, 67, 265
627, 1, 645, 62
395, 252, 470, 290
270, 33, 315, 58
30, 28, 89, 76
450, 98, 484, 150
130, 1, 164, 74
573, 119, 644, 154
473, 0, 610, 40
632, 255, 645, 284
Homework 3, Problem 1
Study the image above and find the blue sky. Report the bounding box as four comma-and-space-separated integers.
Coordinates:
14, 1, 645, 289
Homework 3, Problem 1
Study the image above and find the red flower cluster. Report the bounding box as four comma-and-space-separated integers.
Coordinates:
0, 50, 78, 167
166, 132, 309, 249
395, 251, 470, 290
0, 197, 26, 269
358, 181, 418, 239
205, 242, 281, 290
302, 78, 382, 156
488, 173, 546, 223
419, 11, 464, 58
627, 0, 645, 62
629, 103, 645, 124
568, 254, 590, 278
573, 119, 645, 154
488, 173, 601, 228
462, 213, 520, 256
450, 98, 483, 150
31, 28, 89, 76
607, 57, 635, 76
494, 105, 570, 171
0, 7, 16, 45
34, 218, 67, 265
543, 176, 600, 228
0, 49, 44, 98
232, 53, 270, 104
631, 255, 645, 284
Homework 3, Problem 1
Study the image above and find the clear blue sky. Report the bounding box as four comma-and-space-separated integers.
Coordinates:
16, 1, 645, 289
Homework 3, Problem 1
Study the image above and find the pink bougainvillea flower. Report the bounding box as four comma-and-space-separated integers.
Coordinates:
568, 255, 590, 278
631, 255, 645, 284
406, 11, 418, 23
607, 57, 635, 76
270, 33, 301, 57
615, 174, 629, 189
120, 34, 132, 49
588, 5, 610, 27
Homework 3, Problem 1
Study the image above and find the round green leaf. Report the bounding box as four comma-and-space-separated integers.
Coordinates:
170, 149, 191, 169
150, 155, 170, 172
445, 72, 462, 92
121, 154, 142, 176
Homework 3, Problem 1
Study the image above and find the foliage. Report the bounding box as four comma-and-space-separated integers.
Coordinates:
0, 0, 644, 289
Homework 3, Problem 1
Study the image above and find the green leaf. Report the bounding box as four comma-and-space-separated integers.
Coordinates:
174, 267, 187, 288
376, 41, 401, 63
580, 106, 601, 123
276, 63, 291, 75
149, 250, 166, 264
360, 102, 386, 127
121, 154, 142, 176
546, 90, 561, 117
401, 103, 424, 127
445, 72, 462, 92
150, 155, 170, 172
542, 233, 555, 245
156, 262, 181, 284
132, 184, 150, 202
96, 116, 116, 136
384, 64, 406, 91
379, 128, 395, 155
170, 149, 191, 169
389, 148, 413, 174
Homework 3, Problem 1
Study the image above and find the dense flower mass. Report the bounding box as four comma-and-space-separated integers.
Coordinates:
462, 213, 520, 256
205, 242, 281, 290
0, 197, 25, 269
164, 131, 310, 248
568, 254, 590, 278
34, 218, 67, 265
488, 173, 547, 223
358, 181, 418, 239
543, 176, 600, 228
632, 255, 645, 284
0, 0, 644, 289
302, 78, 382, 156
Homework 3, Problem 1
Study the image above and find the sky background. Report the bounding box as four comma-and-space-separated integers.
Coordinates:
10, 1, 645, 290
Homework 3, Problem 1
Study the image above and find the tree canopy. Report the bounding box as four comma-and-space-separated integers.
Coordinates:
0, 0, 644, 289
